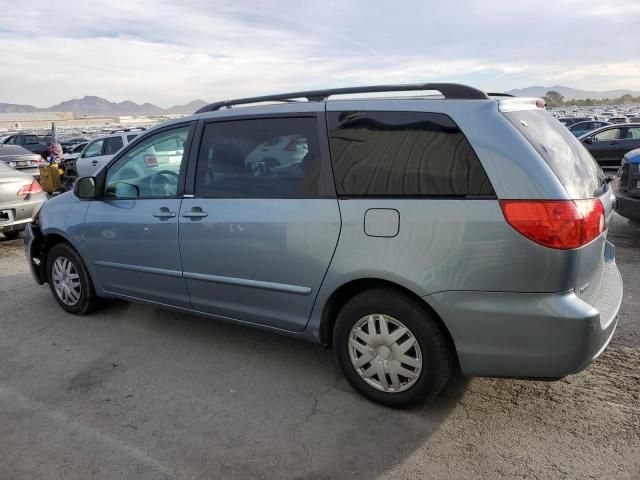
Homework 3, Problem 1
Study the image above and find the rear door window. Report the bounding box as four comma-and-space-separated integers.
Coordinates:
503, 110, 605, 198
628, 127, 640, 139
103, 136, 124, 155
327, 111, 494, 196
195, 117, 322, 198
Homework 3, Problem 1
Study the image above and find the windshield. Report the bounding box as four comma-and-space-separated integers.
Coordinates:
504, 110, 605, 198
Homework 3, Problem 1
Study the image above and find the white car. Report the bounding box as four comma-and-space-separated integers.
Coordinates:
75, 130, 143, 177
244, 135, 308, 170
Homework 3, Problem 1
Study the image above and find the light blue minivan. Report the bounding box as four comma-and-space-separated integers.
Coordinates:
25, 84, 623, 406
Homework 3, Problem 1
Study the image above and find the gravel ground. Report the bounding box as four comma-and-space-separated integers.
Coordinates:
0, 215, 638, 480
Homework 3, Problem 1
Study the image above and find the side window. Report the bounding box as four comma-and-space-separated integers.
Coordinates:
105, 125, 190, 199
195, 117, 320, 198
6, 136, 15, 145
127, 134, 138, 142
103, 136, 124, 155
82, 139, 105, 158
594, 128, 621, 141
24, 135, 39, 144
327, 111, 495, 196
628, 128, 640, 140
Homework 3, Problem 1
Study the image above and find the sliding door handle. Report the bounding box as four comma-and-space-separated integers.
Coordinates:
182, 207, 208, 219
153, 207, 176, 219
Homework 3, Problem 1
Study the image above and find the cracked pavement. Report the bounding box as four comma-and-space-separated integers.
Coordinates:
0, 215, 638, 479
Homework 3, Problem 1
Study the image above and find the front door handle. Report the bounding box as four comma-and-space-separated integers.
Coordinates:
182, 207, 208, 220
153, 207, 176, 220
91, 160, 98, 166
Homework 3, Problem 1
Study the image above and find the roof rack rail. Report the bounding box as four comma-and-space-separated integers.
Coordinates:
487, 92, 515, 97
195, 83, 489, 113
109, 127, 147, 134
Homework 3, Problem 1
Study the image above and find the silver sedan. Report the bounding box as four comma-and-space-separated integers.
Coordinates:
0, 161, 47, 240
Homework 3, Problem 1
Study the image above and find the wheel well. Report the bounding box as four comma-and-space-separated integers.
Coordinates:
319, 279, 457, 357
39, 234, 72, 282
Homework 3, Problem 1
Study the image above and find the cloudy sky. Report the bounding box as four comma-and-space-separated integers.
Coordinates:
0, 0, 638, 108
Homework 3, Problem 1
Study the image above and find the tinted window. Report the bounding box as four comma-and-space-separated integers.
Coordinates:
127, 134, 138, 142
327, 111, 494, 196
504, 110, 604, 198
103, 136, 124, 155
24, 135, 39, 144
195, 117, 320, 198
105, 125, 190, 198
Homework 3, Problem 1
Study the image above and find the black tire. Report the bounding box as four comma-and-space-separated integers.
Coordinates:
333, 288, 454, 408
2, 230, 21, 240
46, 243, 100, 315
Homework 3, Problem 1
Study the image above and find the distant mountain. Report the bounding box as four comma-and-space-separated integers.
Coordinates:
0, 96, 205, 116
506, 85, 640, 100
7, 85, 638, 115
165, 100, 208, 115
46, 96, 165, 115
0, 102, 39, 113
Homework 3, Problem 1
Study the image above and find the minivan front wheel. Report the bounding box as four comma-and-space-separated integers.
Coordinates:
333, 289, 453, 407
46, 243, 100, 315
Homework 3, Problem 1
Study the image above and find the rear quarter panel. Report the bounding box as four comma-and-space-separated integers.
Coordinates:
305, 198, 581, 337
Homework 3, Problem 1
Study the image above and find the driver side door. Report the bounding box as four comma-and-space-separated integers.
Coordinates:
81, 123, 194, 308
587, 127, 622, 166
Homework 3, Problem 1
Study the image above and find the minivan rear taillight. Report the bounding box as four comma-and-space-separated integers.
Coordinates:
499, 199, 605, 249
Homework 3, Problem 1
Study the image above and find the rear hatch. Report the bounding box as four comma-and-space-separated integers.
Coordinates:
501, 102, 615, 302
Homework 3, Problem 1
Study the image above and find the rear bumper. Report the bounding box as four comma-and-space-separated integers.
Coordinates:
425, 245, 622, 378
0, 198, 42, 233
615, 191, 640, 223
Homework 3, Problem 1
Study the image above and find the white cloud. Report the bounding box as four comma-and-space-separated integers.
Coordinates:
0, 0, 638, 106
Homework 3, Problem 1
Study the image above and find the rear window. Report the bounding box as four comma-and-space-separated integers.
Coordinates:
504, 110, 605, 198
327, 111, 494, 197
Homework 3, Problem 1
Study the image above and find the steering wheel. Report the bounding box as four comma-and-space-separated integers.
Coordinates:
150, 170, 179, 196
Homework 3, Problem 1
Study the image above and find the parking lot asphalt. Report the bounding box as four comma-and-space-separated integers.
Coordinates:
0, 216, 639, 480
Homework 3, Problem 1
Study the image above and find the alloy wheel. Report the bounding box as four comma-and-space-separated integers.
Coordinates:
52, 256, 82, 306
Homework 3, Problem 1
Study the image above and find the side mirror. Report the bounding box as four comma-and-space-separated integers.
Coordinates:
584, 137, 594, 144
74, 177, 96, 199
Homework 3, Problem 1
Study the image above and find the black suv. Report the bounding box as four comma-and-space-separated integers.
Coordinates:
2, 133, 51, 156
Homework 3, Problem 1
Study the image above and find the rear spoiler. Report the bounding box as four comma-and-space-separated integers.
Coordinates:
498, 97, 546, 112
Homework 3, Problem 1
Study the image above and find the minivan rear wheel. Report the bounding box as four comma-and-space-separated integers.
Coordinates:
333, 289, 453, 407
46, 243, 100, 315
